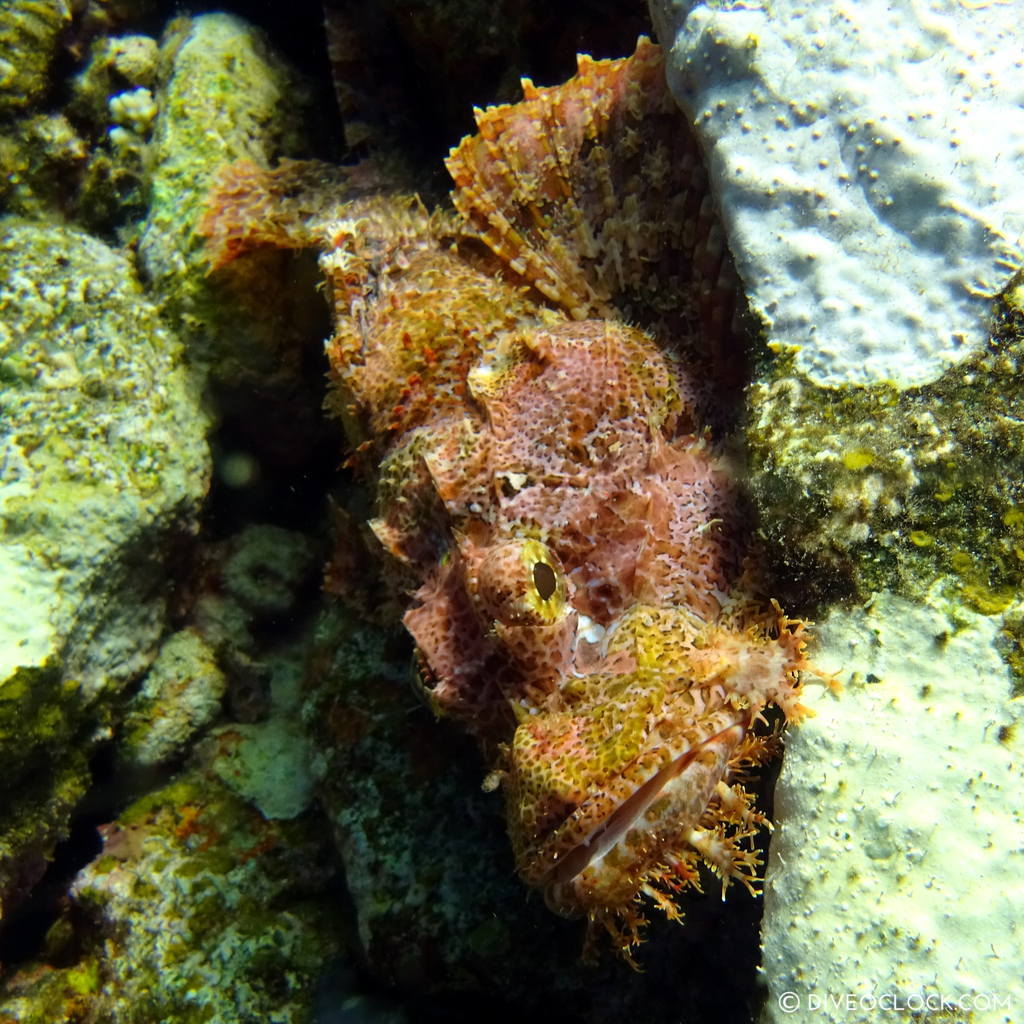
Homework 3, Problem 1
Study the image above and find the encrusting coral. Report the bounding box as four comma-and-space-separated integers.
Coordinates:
202, 38, 822, 962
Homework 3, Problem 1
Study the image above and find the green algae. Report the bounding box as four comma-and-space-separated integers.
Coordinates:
746, 274, 1024, 690
995, 610, 1024, 699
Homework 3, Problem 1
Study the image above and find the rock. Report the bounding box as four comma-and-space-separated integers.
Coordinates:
205, 636, 320, 822
0, 216, 209, 917
649, 0, 1024, 387
743, 278, 1024, 610
137, 12, 321, 378
207, 714, 317, 822
761, 591, 1024, 1024
0, 0, 72, 116
68, 33, 161, 232
0, 773, 345, 1024
0, 112, 88, 218
119, 629, 227, 770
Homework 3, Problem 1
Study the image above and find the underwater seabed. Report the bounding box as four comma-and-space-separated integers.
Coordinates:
0, 1, 1022, 1023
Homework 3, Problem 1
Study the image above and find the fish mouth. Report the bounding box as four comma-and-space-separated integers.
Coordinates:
541, 717, 747, 887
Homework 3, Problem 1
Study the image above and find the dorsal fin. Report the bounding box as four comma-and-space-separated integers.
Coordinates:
445, 37, 737, 343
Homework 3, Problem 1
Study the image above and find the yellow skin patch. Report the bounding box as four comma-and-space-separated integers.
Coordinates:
503, 594, 804, 957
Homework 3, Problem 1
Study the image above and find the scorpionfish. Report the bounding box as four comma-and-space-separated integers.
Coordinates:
202, 37, 813, 961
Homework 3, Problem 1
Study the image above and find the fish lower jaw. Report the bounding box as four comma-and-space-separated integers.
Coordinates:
529, 717, 748, 920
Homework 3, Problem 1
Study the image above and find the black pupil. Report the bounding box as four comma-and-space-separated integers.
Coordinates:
533, 561, 557, 600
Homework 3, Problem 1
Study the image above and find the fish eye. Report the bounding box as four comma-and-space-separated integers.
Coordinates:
474, 539, 566, 626
533, 561, 557, 601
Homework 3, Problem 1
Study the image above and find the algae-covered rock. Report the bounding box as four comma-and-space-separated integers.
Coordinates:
0, 112, 88, 218
0, 0, 72, 117
0, 216, 209, 916
138, 12, 323, 379
138, 11, 312, 296
202, 528, 321, 821
68, 32, 160, 232
0, 28, 158, 225
118, 629, 227, 770
207, 712, 317, 822
1, 773, 344, 1024
744, 277, 1024, 626
760, 591, 1024, 1024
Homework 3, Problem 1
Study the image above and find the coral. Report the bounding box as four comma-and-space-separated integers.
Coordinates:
0, 0, 72, 116
0, 773, 344, 1024
0, 216, 209, 918
68, 33, 160, 140
220, 523, 318, 616
650, 0, 1024, 388
118, 629, 227, 770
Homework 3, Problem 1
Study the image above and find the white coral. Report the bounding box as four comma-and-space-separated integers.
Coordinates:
650, 0, 1024, 387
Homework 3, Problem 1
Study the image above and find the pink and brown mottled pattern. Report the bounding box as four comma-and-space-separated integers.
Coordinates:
201, 37, 822, 963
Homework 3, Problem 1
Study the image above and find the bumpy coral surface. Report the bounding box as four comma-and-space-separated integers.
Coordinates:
0, 216, 209, 922
204, 38, 814, 960
1, 774, 342, 1024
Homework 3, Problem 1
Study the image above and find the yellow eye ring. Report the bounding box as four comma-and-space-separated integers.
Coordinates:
474, 539, 567, 626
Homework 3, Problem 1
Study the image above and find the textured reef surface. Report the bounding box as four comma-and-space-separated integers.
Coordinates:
763, 592, 1023, 1024
651, 0, 1024, 388
0, 1, 1022, 1022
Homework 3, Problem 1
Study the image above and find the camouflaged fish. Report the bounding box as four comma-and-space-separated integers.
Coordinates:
201, 38, 818, 962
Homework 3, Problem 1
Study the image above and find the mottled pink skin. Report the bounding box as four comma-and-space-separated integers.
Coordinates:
401, 320, 746, 728
396, 318, 810, 958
